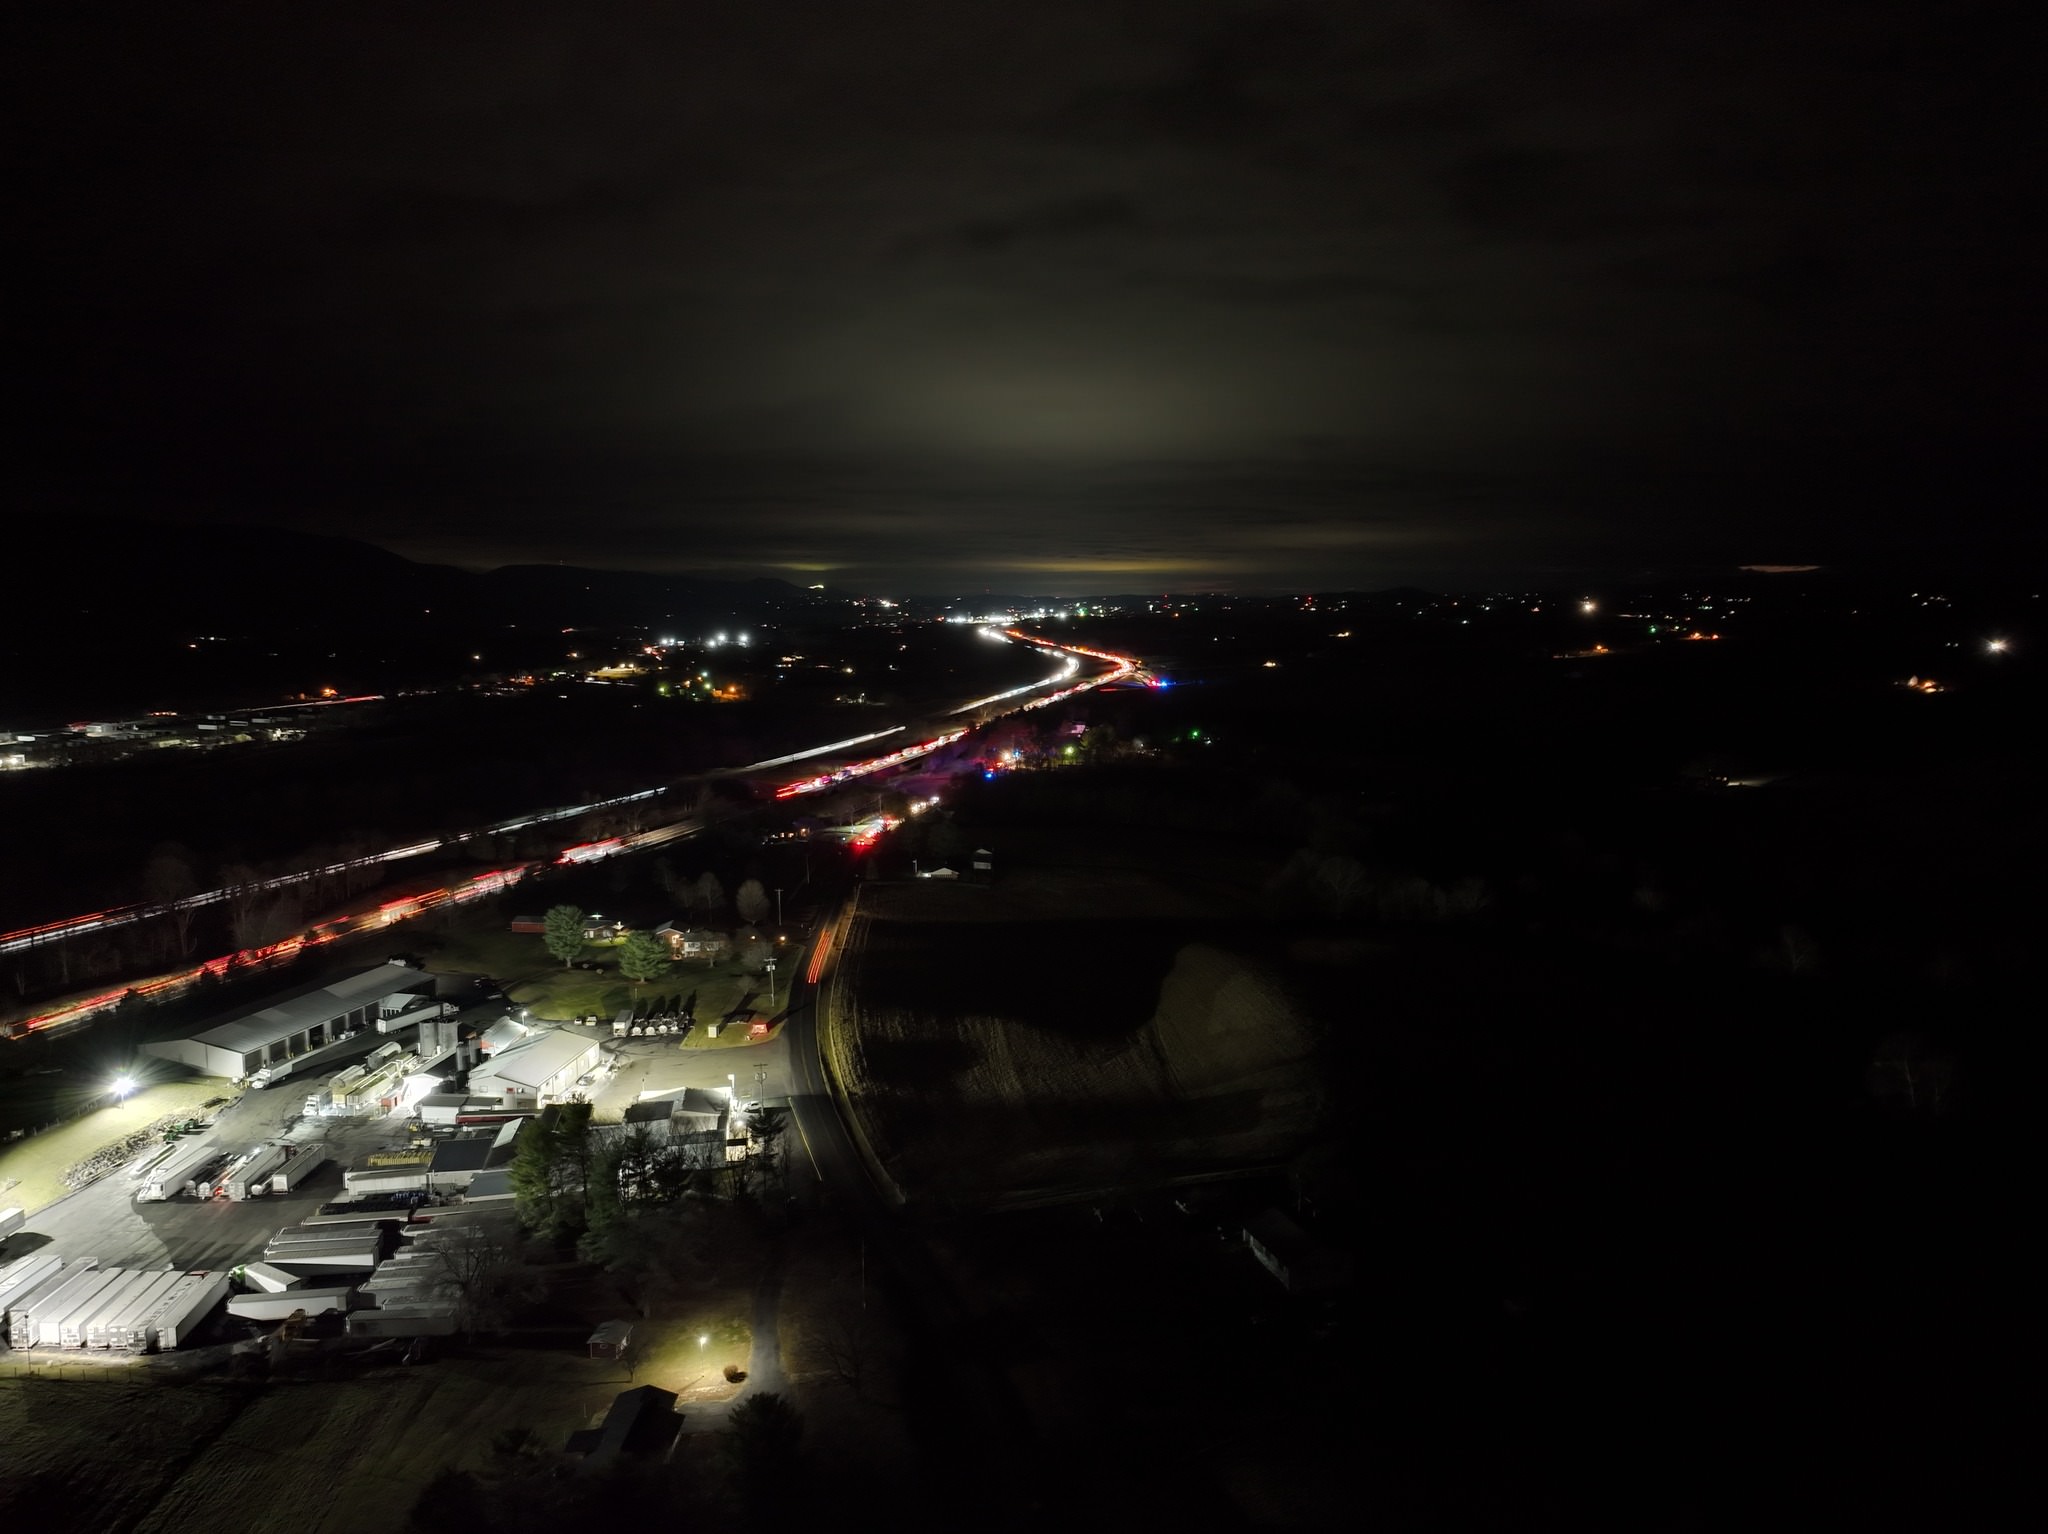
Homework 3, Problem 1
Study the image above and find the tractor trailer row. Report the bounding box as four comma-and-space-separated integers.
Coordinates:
134, 1140, 326, 1202
0, 1254, 228, 1351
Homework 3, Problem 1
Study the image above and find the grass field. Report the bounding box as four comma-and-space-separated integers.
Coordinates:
836, 826, 1320, 1204
0, 1078, 230, 1216
0, 1286, 755, 1533
420, 920, 785, 1034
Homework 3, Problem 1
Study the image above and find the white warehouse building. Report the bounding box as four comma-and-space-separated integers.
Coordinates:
467, 1026, 604, 1108
144, 962, 442, 1082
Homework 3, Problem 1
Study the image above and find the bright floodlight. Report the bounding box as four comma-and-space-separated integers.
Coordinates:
1986, 638, 2009, 654
1581, 599, 1597, 613
110, 1075, 136, 1099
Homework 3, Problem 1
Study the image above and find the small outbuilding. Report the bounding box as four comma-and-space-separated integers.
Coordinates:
1242, 1209, 1351, 1297
586, 1319, 635, 1359
564, 1385, 682, 1467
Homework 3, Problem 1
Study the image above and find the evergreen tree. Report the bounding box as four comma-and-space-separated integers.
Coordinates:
542, 904, 586, 968
618, 929, 669, 985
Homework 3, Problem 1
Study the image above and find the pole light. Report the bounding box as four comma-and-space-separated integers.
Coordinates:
765, 957, 777, 1008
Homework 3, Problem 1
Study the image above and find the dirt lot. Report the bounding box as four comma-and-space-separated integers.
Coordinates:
836, 832, 1320, 1204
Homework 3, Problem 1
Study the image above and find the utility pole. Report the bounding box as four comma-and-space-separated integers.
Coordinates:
775, 887, 784, 927
764, 957, 777, 1009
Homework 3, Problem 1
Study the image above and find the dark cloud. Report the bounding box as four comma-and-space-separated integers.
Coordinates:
12, 0, 2039, 592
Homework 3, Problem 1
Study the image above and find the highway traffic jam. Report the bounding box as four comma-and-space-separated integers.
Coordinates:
4, 630, 1142, 1038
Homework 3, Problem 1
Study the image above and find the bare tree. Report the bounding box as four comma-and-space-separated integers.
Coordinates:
694, 870, 727, 914
736, 878, 771, 926
816, 1305, 902, 1410
433, 1220, 541, 1335
143, 842, 202, 956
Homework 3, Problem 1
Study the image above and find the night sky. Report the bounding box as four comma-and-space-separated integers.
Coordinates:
16, 2, 2037, 593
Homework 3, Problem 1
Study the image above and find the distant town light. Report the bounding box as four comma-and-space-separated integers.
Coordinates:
1986, 638, 2010, 654
1581, 599, 1597, 614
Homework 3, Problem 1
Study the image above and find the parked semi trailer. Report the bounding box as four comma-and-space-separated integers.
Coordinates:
10, 1261, 107, 1348
78, 1269, 176, 1349
271, 1154, 328, 1194
227, 1286, 356, 1322
43, 1269, 131, 1350
265, 1219, 396, 1247
144, 1271, 230, 1350
0, 1251, 66, 1322
305, 1193, 423, 1224
261, 1239, 385, 1270
262, 1229, 395, 1267
236, 1262, 306, 1294
65, 1269, 157, 1349
107, 1272, 195, 1352
94, 1271, 186, 1348
0, 1206, 25, 1249
341, 1170, 432, 1196
138, 1142, 225, 1202
345, 1305, 459, 1338
224, 1143, 296, 1201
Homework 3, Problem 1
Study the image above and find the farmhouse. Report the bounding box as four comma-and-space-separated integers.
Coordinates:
653, 923, 731, 960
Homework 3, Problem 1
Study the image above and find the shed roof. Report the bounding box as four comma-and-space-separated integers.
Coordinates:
469, 1027, 601, 1091
430, 1138, 496, 1174
185, 964, 429, 1054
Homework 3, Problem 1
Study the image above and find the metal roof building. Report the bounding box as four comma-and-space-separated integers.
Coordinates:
467, 1026, 604, 1107
144, 962, 437, 1082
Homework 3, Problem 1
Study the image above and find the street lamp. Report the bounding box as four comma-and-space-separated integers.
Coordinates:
110, 1075, 136, 1100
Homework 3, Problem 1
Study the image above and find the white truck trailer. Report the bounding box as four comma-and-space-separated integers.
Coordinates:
146, 1271, 231, 1350
267, 1217, 395, 1243
0, 1206, 25, 1249
138, 1141, 225, 1201
108, 1272, 198, 1351
0, 1251, 65, 1321
45, 1268, 133, 1349
236, 1262, 306, 1294
345, 1305, 459, 1338
227, 1286, 356, 1322
225, 1143, 295, 1201
11, 1261, 108, 1348
94, 1271, 186, 1348
341, 1167, 432, 1196
66, 1269, 158, 1348
261, 1238, 385, 1270
271, 1154, 328, 1194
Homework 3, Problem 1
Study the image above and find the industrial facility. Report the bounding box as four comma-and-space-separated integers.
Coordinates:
142, 961, 447, 1086
467, 1025, 605, 1108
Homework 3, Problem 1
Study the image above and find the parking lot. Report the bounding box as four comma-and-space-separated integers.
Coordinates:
6, 1070, 430, 1276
